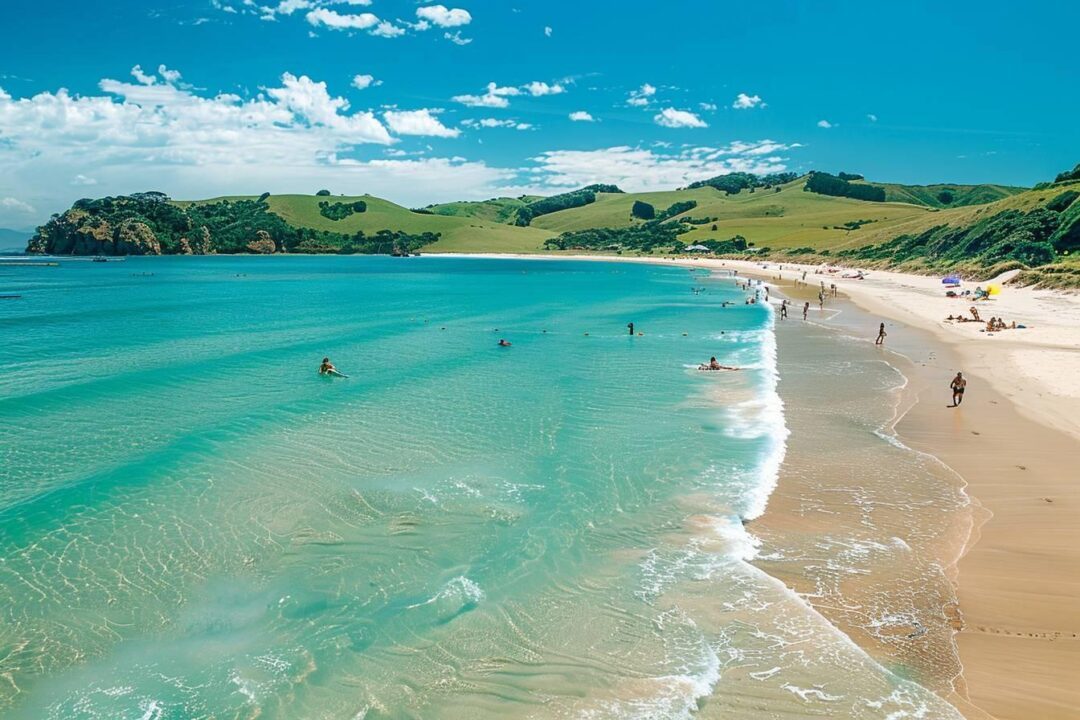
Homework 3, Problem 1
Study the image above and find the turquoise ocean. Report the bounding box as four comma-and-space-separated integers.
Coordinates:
0, 257, 960, 718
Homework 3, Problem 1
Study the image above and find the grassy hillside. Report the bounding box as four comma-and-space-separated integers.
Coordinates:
181, 194, 554, 253
867, 181, 1024, 209
529, 179, 937, 251
422, 197, 534, 224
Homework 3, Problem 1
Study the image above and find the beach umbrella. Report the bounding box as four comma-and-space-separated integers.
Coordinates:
942, 275, 960, 284
987, 284, 1001, 295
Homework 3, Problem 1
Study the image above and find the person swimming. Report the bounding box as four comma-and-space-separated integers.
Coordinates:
699, 356, 738, 371
319, 357, 348, 377
498, 339, 512, 347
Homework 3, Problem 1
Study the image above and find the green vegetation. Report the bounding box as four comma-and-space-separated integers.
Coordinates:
28, 167, 1080, 287
514, 184, 623, 226
631, 200, 655, 220
656, 200, 698, 221
422, 196, 532, 224
1055, 163, 1080, 184
318, 200, 367, 221
805, 171, 887, 202
29, 193, 439, 256
873, 182, 1024, 208
1047, 190, 1079, 212
686, 172, 798, 194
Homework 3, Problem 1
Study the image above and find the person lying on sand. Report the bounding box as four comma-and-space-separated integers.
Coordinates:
699, 357, 739, 371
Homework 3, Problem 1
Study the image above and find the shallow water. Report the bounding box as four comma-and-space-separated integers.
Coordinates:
0, 257, 960, 718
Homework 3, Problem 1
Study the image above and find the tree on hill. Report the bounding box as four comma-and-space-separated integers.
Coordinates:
937, 190, 954, 205
804, 171, 886, 202
316, 189, 331, 196
513, 185, 624, 226
1054, 163, 1080, 184
686, 172, 797, 194
631, 201, 655, 220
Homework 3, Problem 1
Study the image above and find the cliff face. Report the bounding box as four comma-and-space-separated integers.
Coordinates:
246, 230, 277, 254
28, 209, 162, 256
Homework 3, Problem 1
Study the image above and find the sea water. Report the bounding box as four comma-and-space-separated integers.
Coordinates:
0, 257, 960, 718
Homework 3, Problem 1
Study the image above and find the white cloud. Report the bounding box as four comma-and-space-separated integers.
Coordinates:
351, 74, 381, 90
462, 118, 532, 130
524, 81, 564, 97
130, 65, 158, 86
568, 110, 594, 122
265, 72, 391, 142
544, 26, 552, 37
627, 83, 656, 107
1, 197, 35, 214
157, 65, 183, 85
260, 0, 314, 17
416, 5, 472, 27
653, 108, 708, 129
867, 113, 878, 122
817, 119, 833, 128
383, 108, 460, 138
452, 82, 521, 108
305, 8, 378, 30
372, 20, 406, 37
517, 142, 798, 194
699, 102, 717, 111
0, 74, 517, 225
732, 93, 764, 109
444, 30, 471, 45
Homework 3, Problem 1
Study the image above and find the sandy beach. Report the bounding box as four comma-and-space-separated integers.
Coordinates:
438, 253, 1080, 719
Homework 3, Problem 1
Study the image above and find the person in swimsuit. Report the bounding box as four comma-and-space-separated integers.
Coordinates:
875, 322, 887, 345
803, 302, 809, 320
319, 357, 337, 375
951, 372, 967, 406
498, 339, 512, 347
627, 322, 635, 336
699, 356, 738, 371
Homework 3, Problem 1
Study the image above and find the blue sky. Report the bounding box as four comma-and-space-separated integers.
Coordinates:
0, 0, 1077, 226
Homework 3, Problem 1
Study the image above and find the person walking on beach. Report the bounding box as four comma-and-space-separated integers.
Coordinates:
802, 302, 809, 320
818, 290, 825, 309
780, 300, 788, 320
875, 322, 887, 345
950, 372, 967, 406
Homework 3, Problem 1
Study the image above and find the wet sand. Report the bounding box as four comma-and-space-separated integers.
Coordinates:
749, 274, 1080, 719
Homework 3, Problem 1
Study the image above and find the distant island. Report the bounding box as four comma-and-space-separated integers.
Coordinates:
27, 164, 1080, 288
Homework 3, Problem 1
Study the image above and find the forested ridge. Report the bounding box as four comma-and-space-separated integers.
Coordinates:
28, 193, 435, 256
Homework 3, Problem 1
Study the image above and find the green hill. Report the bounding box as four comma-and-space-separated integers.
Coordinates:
187, 194, 555, 253
867, 182, 1025, 209
422, 197, 537, 224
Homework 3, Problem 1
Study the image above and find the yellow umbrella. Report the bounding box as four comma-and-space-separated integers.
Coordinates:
987, 284, 1001, 295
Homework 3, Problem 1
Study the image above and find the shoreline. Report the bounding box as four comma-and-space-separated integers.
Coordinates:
430, 252, 1080, 718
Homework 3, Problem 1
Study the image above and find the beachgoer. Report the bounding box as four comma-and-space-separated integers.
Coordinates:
319, 357, 337, 375
699, 356, 739, 371
818, 291, 825, 309
969, 306, 981, 322
950, 372, 967, 406
875, 322, 887, 345
498, 339, 512, 347
627, 322, 635, 336
803, 302, 809, 320
780, 300, 788, 320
